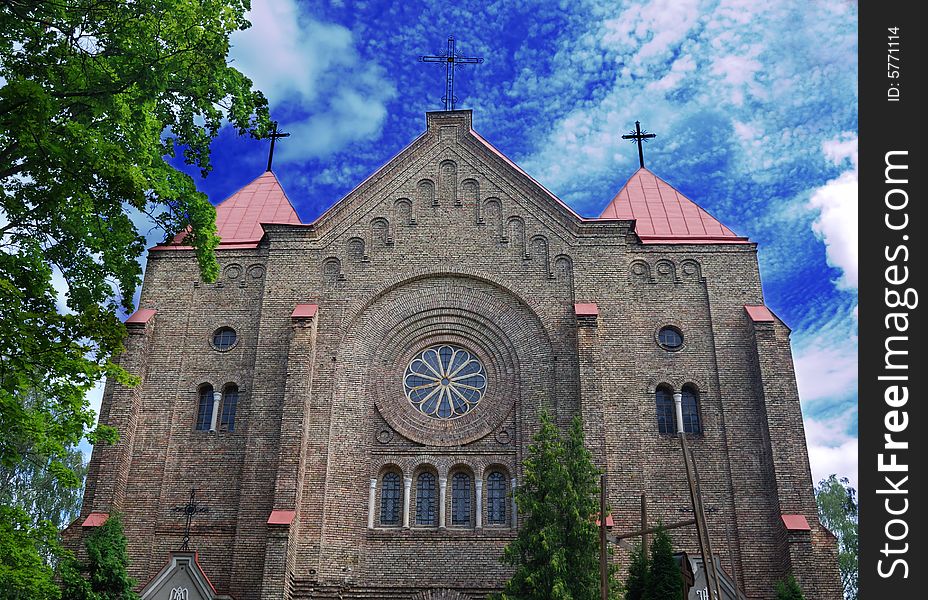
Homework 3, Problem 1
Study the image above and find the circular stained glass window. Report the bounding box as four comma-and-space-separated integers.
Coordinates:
404, 345, 487, 419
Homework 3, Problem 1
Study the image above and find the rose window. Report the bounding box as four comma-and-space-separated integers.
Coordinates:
404, 345, 487, 419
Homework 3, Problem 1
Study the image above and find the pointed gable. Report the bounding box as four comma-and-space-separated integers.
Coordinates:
139, 552, 218, 600
599, 167, 749, 244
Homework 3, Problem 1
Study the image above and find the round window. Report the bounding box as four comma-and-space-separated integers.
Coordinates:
657, 326, 683, 350
212, 327, 237, 351
403, 344, 487, 419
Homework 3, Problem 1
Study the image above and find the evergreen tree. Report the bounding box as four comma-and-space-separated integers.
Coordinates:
61, 513, 139, 600
643, 527, 681, 600
497, 411, 617, 600
624, 543, 649, 600
775, 575, 806, 600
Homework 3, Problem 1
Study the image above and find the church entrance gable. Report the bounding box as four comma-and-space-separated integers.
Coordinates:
139, 552, 220, 600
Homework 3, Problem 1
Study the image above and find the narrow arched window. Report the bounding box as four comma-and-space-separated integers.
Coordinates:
681, 386, 702, 434
487, 471, 507, 525
451, 473, 471, 526
196, 385, 214, 431
380, 472, 401, 526
655, 386, 675, 434
415, 472, 437, 526
220, 384, 239, 432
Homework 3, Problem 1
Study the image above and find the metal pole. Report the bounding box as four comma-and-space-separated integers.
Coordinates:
600, 474, 609, 600
674, 392, 722, 600
690, 453, 724, 598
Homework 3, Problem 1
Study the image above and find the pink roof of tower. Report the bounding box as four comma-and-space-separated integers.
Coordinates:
598, 167, 749, 244
153, 171, 302, 250
212, 171, 301, 246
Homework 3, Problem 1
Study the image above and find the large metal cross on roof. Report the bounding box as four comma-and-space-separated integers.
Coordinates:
622, 120, 657, 168
418, 36, 484, 111
265, 121, 290, 172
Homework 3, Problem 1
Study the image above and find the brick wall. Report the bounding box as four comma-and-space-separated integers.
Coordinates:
72, 110, 841, 600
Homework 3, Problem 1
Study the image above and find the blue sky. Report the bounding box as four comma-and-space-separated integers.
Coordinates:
103, 0, 859, 487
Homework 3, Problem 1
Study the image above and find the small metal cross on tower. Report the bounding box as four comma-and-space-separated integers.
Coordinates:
418, 36, 484, 111
622, 120, 657, 168
265, 121, 290, 172
171, 488, 210, 552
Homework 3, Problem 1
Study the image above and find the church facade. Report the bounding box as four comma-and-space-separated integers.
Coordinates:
69, 110, 842, 599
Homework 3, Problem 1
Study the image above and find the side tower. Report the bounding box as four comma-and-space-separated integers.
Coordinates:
589, 164, 843, 599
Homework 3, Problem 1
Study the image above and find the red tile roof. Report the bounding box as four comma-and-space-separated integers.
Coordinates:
267, 510, 296, 525
291, 304, 318, 319
781, 514, 811, 531
125, 308, 157, 325
598, 168, 749, 244
82, 512, 109, 527
213, 171, 301, 246
574, 303, 600, 317
744, 304, 776, 322
152, 171, 301, 251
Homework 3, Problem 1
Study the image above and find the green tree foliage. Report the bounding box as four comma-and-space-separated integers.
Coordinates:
643, 527, 681, 600
0, 505, 62, 599
61, 513, 139, 600
623, 543, 649, 600
497, 411, 618, 600
1, 0, 268, 587
2, 441, 87, 532
775, 575, 806, 600
815, 474, 858, 600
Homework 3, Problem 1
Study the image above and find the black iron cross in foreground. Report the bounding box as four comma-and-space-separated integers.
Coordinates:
265, 121, 290, 172
171, 488, 210, 552
418, 36, 484, 111
622, 120, 657, 168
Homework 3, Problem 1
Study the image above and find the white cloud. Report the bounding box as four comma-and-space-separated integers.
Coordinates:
808, 134, 858, 289
804, 412, 858, 490
230, 0, 396, 162
793, 304, 858, 406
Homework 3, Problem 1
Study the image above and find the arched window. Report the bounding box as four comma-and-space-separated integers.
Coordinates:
655, 386, 675, 434
220, 384, 239, 432
451, 473, 472, 526
487, 471, 507, 525
196, 385, 214, 431
415, 472, 437, 526
681, 386, 702, 434
380, 472, 401, 526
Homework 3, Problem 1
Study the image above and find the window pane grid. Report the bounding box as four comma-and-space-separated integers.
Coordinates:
416, 473, 437, 526
221, 387, 238, 432
196, 387, 213, 431
487, 472, 507, 525
213, 327, 237, 350
380, 473, 401, 526
451, 473, 471, 526
682, 389, 701, 434
655, 388, 675, 434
